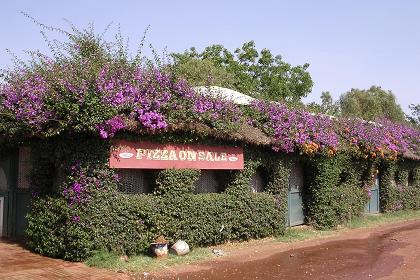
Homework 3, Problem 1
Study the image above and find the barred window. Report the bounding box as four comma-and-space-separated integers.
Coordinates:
18, 147, 32, 189
195, 170, 225, 193
251, 168, 267, 193
408, 170, 415, 186
289, 163, 304, 190
0, 158, 7, 191
53, 166, 66, 191
117, 169, 153, 194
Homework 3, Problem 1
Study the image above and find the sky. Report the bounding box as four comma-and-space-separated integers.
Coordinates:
1, 0, 419, 114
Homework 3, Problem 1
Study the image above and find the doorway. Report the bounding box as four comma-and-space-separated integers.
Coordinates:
365, 176, 380, 214
288, 163, 305, 226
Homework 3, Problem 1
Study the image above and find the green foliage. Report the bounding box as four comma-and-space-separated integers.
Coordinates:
339, 86, 406, 122
25, 139, 287, 261
22, 130, 420, 262
345, 209, 420, 229
26, 135, 151, 261
171, 57, 235, 88
171, 41, 313, 104
380, 160, 420, 212
304, 155, 370, 229
306, 91, 339, 116
147, 192, 284, 247
4, 21, 420, 265
85, 247, 214, 273
154, 169, 200, 196
26, 193, 154, 261
407, 104, 420, 127
26, 196, 69, 257
225, 150, 292, 228
26, 181, 284, 261
225, 155, 260, 195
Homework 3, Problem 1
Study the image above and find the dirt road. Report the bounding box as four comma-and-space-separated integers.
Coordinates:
0, 239, 128, 280
151, 220, 420, 280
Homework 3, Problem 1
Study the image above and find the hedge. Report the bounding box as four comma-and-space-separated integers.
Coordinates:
27, 180, 284, 261
24, 135, 420, 261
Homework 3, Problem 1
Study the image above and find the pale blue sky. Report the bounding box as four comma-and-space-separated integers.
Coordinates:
1, 0, 419, 113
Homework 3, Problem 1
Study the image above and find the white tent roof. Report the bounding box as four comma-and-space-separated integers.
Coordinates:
193, 86, 255, 105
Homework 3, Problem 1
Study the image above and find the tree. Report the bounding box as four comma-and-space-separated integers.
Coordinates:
171, 53, 235, 88
407, 104, 420, 127
339, 86, 406, 122
171, 41, 313, 104
306, 91, 339, 116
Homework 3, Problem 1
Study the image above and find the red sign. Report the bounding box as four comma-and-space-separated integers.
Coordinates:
109, 140, 244, 170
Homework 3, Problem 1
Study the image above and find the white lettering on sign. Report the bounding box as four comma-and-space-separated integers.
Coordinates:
132, 148, 231, 162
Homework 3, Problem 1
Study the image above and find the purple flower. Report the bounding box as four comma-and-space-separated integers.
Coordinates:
72, 182, 82, 194
99, 129, 108, 139
96, 115, 126, 139
137, 110, 167, 130
71, 215, 81, 223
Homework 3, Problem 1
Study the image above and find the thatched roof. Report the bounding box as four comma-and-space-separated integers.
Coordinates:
402, 151, 420, 161
166, 122, 271, 146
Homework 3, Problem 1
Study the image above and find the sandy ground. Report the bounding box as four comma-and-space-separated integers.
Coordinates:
147, 219, 420, 280
1, 219, 420, 279
0, 238, 128, 280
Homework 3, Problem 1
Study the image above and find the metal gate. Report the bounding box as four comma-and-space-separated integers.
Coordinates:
288, 163, 305, 226
365, 177, 380, 214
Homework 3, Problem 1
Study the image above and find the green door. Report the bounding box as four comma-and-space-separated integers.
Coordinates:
0, 148, 31, 237
288, 163, 305, 226
14, 148, 32, 237
0, 152, 17, 237
365, 177, 380, 214
0, 156, 7, 237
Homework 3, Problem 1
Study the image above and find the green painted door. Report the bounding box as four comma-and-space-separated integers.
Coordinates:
14, 148, 31, 237
0, 156, 7, 237
365, 177, 380, 214
0, 152, 17, 237
288, 163, 305, 226
0, 148, 31, 237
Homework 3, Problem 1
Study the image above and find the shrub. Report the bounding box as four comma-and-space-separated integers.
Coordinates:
150, 192, 284, 247
380, 160, 420, 212
26, 196, 69, 258
26, 190, 284, 261
154, 169, 200, 195
304, 155, 369, 229
23, 134, 420, 261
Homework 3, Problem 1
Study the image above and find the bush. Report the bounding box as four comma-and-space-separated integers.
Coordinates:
148, 192, 284, 247
154, 169, 201, 195
26, 196, 69, 258
380, 160, 420, 212
26, 191, 284, 261
304, 155, 369, 229
24, 135, 420, 261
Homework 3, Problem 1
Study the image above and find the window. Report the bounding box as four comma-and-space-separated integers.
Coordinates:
195, 170, 227, 193
52, 166, 66, 191
0, 158, 7, 192
251, 167, 267, 192
408, 170, 415, 187
289, 163, 304, 190
117, 169, 154, 194
17, 147, 32, 189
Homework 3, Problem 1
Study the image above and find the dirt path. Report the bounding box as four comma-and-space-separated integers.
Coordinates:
0, 239, 128, 280
149, 219, 420, 280
1, 220, 419, 279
